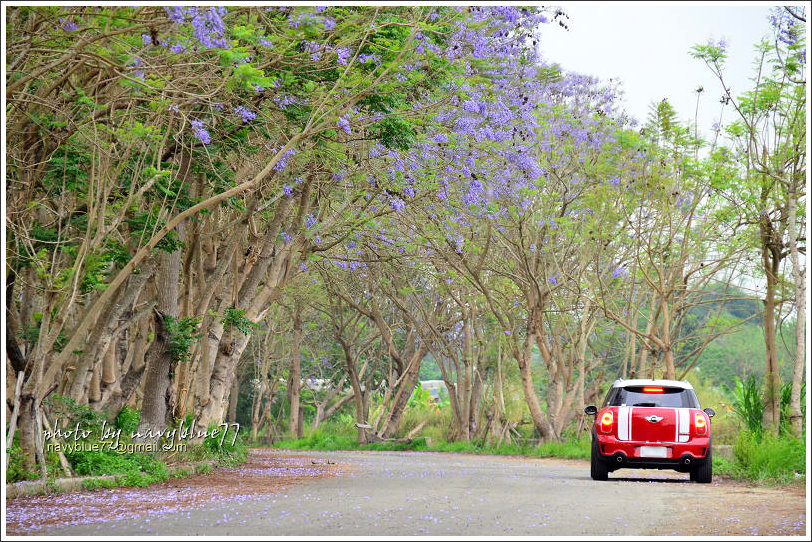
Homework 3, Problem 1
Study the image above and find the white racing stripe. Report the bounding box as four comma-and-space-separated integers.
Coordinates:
618, 406, 632, 441
677, 408, 690, 443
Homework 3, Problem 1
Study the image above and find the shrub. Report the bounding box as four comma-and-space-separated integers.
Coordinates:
729, 431, 806, 484
44, 395, 107, 437
67, 450, 141, 476
202, 425, 248, 465
536, 437, 590, 460
6, 441, 40, 483
44, 479, 63, 494
115, 406, 140, 435
731, 375, 765, 436
118, 472, 151, 488
275, 428, 357, 451
138, 456, 169, 482
780, 381, 805, 437
170, 468, 191, 479
82, 478, 117, 491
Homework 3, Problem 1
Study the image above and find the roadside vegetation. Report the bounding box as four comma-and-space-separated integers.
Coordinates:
6, 398, 247, 490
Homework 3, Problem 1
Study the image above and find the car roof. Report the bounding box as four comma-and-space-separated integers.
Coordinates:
611, 378, 694, 390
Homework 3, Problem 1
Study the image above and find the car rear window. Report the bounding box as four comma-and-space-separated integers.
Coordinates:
604, 386, 699, 408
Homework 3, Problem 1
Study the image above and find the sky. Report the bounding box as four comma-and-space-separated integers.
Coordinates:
538, 2, 789, 140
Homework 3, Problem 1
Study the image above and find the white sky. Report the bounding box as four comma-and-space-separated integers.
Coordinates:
539, 2, 790, 139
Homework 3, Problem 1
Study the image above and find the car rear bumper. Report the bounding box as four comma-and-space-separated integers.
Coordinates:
595, 435, 710, 470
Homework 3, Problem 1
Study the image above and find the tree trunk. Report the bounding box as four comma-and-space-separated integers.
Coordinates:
16, 394, 39, 472
519, 307, 556, 442
341, 340, 368, 445
99, 315, 151, 414
380, 344, 428, 438
461, 316, 473, 442
133, 311, 171, 444
288, 308, 303, 437
197, 331, 251, 432
761, 222, 781, 437
135, 224, 183, 445
786, 183, 806, 437
228, 375, 240, 424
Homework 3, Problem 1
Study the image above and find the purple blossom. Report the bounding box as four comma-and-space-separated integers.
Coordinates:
336, 47, 351, 65
234, 105, 257, 123
707, 37, 728, 53
191, 120, 211, 144
303, 41, 323, 61
391, 197, 406, 212
170, 43, 186, 54
323, 18, 336, 31
548, 276, 557, 286
357, 53, 379, 65
60, 18, 78, 32
142, 33, 152, 45
771, 8, 801, 47
273, 148, 297, 171
165, 6, 186, 24
259, 38, 273, 48
190, 7, 229, 49
305, 214, 317, 229
283, 184, 293, 197
281, 232, 292, 244
611, 267, 627, 279
337, 116, 351, 134
504, 330, 512, 336
274, 94, 297, 109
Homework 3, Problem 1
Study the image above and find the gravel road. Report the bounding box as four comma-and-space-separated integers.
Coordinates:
6, 449, 807, 537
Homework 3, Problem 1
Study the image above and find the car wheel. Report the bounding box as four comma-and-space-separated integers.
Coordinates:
691, 445, 712, 483
591, 437, 609, 481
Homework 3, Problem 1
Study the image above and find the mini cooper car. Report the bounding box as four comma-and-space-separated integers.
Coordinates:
584, 379, 715, 483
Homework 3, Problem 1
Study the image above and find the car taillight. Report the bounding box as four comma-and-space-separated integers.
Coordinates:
642, 386, 664, 393
694, 412, 707, 436
599, 411, 613, 434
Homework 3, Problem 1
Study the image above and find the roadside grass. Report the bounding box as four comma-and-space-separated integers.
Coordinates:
714, 431, 806, 485
270, 425, 591, 460
7, 400, 249, 493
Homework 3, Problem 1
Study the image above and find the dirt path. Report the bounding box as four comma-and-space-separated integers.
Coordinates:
4, 449, 806, 537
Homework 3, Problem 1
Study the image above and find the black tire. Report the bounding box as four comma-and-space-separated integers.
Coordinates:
691, 445, 712, 483
591, 437, 609, 481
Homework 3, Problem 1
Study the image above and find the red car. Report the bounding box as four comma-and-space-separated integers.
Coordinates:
584, 379, 715, 483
